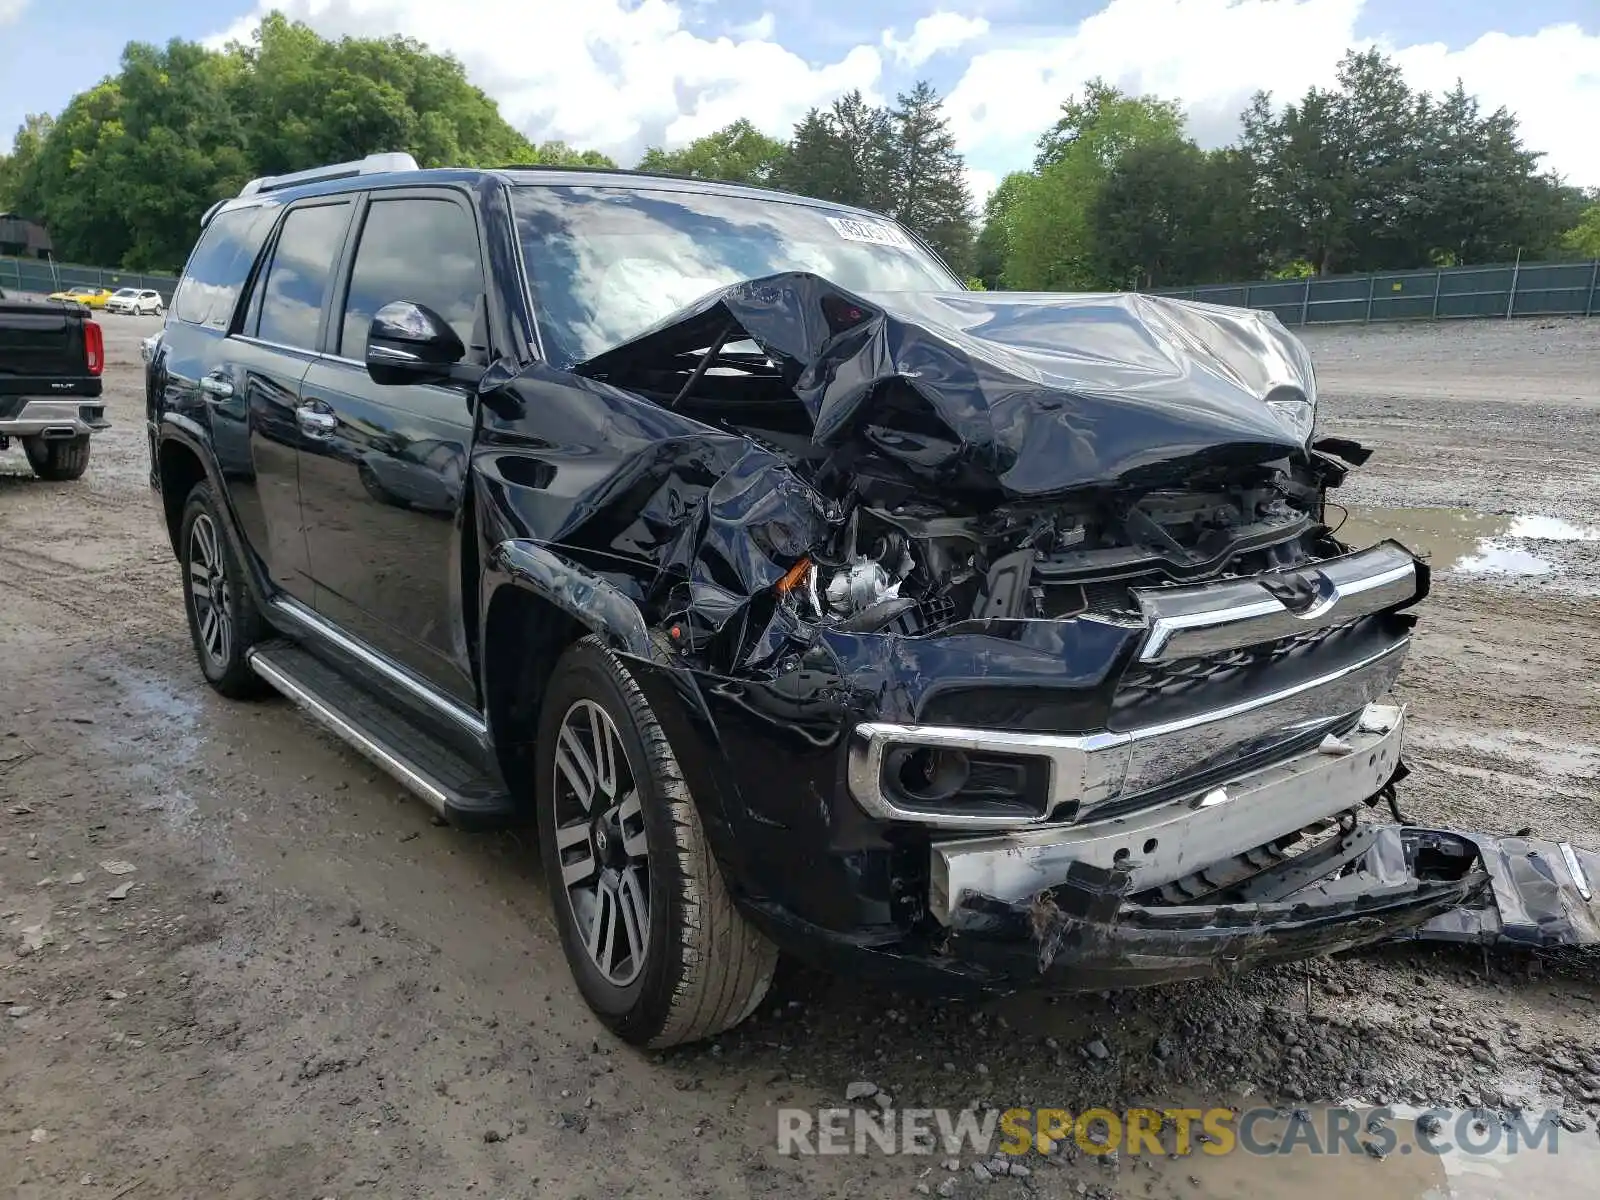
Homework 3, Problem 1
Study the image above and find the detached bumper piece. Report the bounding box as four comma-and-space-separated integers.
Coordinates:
1404, 830, 1600, 949
945, 824, 1490, 991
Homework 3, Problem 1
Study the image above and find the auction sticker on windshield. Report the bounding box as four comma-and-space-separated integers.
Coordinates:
827, 216, 911, 248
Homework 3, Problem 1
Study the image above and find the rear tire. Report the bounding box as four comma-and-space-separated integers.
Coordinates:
179, 481, 270, 699
23, 435, 90, 481
536, 636, 777, 1048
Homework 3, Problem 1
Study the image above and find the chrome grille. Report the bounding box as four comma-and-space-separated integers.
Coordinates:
1117, 617, 1362, 704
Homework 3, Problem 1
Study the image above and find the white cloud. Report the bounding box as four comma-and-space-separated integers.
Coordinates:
1390, 25, 1600, 187
209, 0, 881, 161
207, 0, 1600, 190
965, 166, 998, 212
881, 11, 990, 67
944, 0, 1600, 187
0, 0, 31, 24
731, 13, 775, 41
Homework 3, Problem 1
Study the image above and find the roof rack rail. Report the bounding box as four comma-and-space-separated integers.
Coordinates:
236, 152, 420, 200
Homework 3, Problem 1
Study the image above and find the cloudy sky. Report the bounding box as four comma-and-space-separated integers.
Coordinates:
1, 0, 1597, 207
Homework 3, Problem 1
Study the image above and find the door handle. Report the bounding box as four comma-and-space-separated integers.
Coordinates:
295, 405, 338, 435
199, 374, 234, 399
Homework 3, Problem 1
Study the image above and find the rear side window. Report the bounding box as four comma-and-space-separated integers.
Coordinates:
257, 202, 352, 352
172, 205, 275, 328
338, 197, 484, 359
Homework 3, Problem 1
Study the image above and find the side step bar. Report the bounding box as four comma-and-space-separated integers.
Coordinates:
247, 642, 517, 828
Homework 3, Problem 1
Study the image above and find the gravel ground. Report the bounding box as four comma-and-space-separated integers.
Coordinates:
3, 316, 1599, 1200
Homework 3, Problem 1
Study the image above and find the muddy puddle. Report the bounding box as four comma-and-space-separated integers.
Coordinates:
1108, 1102, 1599, 1200
1337, 506, 1600, 585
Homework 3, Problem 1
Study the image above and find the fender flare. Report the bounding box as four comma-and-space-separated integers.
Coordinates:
483, 539, 656, 659
154, 416, 274, 606
482, 538, 771, 899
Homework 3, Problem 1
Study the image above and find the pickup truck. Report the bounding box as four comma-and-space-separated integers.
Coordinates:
0, 286, 108, 479
146, 154, 1598, 1050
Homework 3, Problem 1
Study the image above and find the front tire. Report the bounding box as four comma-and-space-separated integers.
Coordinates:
179, 482, 269, 699
536, 637, 777, 1048
23, 435, 90, 481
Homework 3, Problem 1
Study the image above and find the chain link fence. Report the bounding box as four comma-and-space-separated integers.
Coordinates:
1155, 258, 1600, 326
0, 254, 178, 302
7, 251, 1599, 327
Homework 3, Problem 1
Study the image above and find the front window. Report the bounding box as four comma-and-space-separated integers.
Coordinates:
512, 185, 959, 367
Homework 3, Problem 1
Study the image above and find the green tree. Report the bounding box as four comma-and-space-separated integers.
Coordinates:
773, 109, 846, 200
773, 91, 894, 211
230, 12, 536, 173
1564, 202, 1600, 258
1410, 83, 1577, 265
1090, 143, 1262, 289
1033, 79, 1184, 172
1239, 50, 1577, 274
1090, 139, 1209, 289
525, 140, 615, 167
886, 82, 974, 273
6, 14, 558, 269
0, 114, 55, 214
1004, 80, 1187, 290
972, 172, 1031, 289
637, 119, 787, 184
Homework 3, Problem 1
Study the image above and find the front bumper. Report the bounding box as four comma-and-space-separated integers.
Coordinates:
923, 702, 1489, 990
929, 701, 1407, 923
0, 397, 109, 439
846, 540, 1423, 830
944, 823, 1488, 991
731, 702, 1492, 994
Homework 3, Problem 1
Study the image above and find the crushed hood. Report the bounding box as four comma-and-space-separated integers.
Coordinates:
576, 272, 1319, 498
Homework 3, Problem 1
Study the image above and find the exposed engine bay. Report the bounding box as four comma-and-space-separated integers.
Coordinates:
782, 469, 1351, 638
578, 272, 1365, 654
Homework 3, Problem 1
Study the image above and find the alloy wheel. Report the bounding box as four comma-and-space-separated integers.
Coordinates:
188, 513, 233, 667
551, 699, 651, 986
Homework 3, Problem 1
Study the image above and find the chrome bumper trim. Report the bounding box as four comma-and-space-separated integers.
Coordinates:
1134, 540, 1420, 664
927, 702, 1407, 924
1559, 841, 1593, 902
0, 398, 106, 438
268, 595, 487, 738
846, 639, 1408, 829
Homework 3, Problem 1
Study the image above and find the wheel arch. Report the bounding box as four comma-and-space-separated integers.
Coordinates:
481, 540, 656, 803
155, 420, 273, 611
155, 433, 209, 557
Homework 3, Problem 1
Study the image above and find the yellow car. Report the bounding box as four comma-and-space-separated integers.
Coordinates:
47, 285, 113, 309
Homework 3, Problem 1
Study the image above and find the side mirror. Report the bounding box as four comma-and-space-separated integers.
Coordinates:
366, 301, 466, 385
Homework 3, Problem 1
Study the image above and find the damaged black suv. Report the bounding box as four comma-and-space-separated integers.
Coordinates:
147, 153, 1499, 1048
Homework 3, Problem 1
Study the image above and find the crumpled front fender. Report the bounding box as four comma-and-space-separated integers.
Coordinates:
487, 539, 655, 658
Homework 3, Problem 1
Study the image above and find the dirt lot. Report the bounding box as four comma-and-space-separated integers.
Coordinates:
3, 316, 1599, 1200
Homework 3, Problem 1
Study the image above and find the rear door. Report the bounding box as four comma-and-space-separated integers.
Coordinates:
296, 189, 484, 703
224, 198, 356, 600
157, 203, 306, 580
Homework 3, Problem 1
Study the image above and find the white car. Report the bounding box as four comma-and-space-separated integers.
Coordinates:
105, 287, 165, 316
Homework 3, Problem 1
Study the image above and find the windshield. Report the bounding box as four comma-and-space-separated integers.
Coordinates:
114, 289, 139, 298
512, 184, 960, 366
